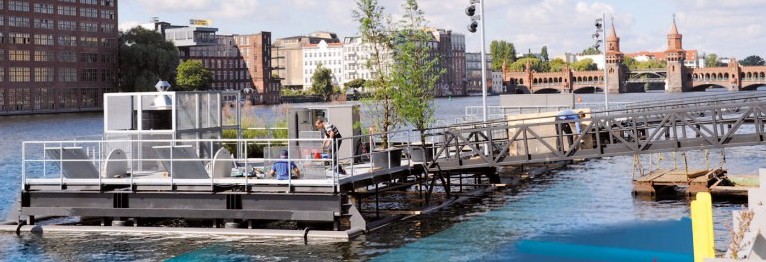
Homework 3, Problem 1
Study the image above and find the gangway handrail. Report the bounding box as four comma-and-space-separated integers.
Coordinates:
424, 98, 766, 172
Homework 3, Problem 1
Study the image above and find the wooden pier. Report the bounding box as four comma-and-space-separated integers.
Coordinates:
632, 168, 750, 198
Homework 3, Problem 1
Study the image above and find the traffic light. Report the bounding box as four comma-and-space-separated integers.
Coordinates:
468, 20, 478, 33
465, 5, 475, 16
466, 0, 480, 34
593, 18, 603, 49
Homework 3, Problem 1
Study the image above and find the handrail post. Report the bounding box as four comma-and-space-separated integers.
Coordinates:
21, 142, 26, 190
59, 142, 63, 188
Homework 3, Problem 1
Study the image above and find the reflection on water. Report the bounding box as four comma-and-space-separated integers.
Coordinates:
0, 93, 759, 260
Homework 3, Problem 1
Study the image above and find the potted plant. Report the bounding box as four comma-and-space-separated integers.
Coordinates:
391, 0, 445, 164
354, 0, 404, 169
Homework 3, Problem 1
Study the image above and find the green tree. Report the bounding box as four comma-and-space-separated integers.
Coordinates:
540, 46, 549, 62
571, 58, 598, 71
507, 57, 546, 72
705, 53, 722, 67
740, 55, 765, 66
118, 27, 179, 92
636, 59, 666, 69
489, 40, 516, 71
353, 0, 398, 147
175, 60, 213, 91
344, 78, 366, 90
581, 46, 601, 55
310, 65, 334, 101
391, 0, 445, 147
622, 56, 638, 70
548, 58, 568, 72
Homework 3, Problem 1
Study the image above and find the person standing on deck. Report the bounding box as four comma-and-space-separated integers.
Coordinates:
316, 119, 346, 175
555, 109, 583, 151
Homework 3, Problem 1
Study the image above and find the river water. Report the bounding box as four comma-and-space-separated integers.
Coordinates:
0, 92, 758, 261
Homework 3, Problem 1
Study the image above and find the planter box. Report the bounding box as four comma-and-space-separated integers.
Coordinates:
408, 146, 434, 163
371, 148, 402, 169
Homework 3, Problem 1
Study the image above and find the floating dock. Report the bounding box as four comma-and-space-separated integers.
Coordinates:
632, 168, 751, 198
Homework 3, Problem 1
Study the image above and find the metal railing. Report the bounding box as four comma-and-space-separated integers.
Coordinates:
22, 138, 339, 192
423, 98, 766, 172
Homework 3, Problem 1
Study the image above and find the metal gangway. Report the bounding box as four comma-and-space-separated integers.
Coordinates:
423, 92, 766, 172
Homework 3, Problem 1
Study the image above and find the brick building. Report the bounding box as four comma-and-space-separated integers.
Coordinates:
0, 0, 119, 115
145, 20, 280, 104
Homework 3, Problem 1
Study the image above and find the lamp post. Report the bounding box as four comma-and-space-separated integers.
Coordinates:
593, 14, 609, 113
466, 0, 487, 122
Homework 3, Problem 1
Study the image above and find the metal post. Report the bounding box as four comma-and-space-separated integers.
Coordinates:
480, 0, 488, 123
602, 12, 609, 114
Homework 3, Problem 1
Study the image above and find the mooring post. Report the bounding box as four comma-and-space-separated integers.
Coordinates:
375, 183, 379, 219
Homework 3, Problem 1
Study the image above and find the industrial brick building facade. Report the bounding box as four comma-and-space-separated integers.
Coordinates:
0, 0, 118, 115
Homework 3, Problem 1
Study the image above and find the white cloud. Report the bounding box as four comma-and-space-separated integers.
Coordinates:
119, 20, 142, 32
672, 0, 765, 58
137, 0, 213, 12
121, 0, 764, 59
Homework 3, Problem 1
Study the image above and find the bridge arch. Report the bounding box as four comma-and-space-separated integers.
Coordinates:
742, 84, 766, 91
512, 85, 531, 94
633, 72, 665, 79
573, 86, 598, 94
691, 84, 727, 92
533, 88, 561, 94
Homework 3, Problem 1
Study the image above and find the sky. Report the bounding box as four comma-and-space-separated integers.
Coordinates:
118, 0, 765, 59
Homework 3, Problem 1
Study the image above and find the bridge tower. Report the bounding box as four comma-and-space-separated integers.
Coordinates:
665, 16, 687, 93
605, 21, 624, 94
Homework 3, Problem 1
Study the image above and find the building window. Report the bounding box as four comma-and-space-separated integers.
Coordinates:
101, 69, 115, 82
57, 6, 76, 16
33, 3, 54, 14
34, 19, 54, 29
79, 8, 98, 18
9, 50, 30, 61
34, 34, 54, 45
99, 24, 115, 33
80, 0, 98, 4
57, 35, 76, 46
34, 68, 54, 82
58, 21, 77, 31
100, 10, 115, 20
9, 67, 30, 82
8, 1, 29, 12
101, 53, 116, 63
101, 38, 116, 48
34, 51, 53, 62
59, 51, 76, 62
79, 37, 97, 47
79, 68, 98, 82
8, 16, 30, 27
58, 68, 77, 82
80, 22, 98, 32
79, 53, 98, 63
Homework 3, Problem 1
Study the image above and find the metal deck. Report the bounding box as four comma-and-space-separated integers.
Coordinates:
14, 92, 766, 233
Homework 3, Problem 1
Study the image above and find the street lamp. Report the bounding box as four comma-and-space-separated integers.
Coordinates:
593, 14, 609, 113
466, 0, 487, 123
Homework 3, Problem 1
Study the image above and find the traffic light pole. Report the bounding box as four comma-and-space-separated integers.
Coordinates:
480, 1, 488, 123
602, 13, 609, 114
